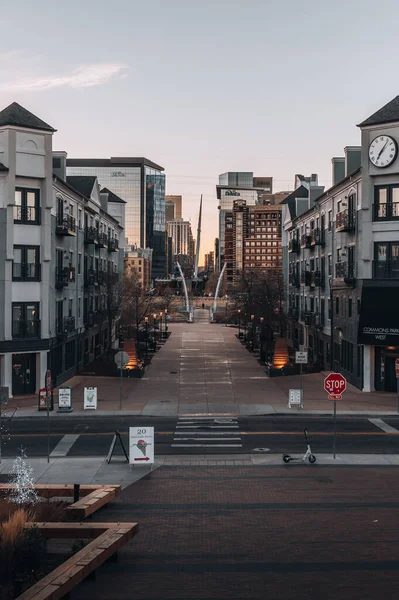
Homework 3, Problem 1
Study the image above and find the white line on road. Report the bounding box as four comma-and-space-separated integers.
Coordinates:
172, 438, 241, 441
368, 418, 399, 434
176, 425, 239, 429
50, 434, 80, 458
171, 444, 243, 448
174, 431, 241, 435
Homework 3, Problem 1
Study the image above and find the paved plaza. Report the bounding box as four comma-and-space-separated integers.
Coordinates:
8, 323, 399, 418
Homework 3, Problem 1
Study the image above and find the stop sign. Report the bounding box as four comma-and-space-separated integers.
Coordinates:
324, 373, 346, 400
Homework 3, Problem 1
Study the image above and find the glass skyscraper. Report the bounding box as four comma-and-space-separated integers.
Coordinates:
66, 157, 166, 279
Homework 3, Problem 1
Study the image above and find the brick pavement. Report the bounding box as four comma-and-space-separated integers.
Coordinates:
73, 465, 399, 600
7, 323, 399, 417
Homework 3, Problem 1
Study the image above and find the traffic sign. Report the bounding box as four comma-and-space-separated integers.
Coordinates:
395, 359, 399, 378
295, 351, 308, 364
324, 373, 347, 400
115, 351, 130, 369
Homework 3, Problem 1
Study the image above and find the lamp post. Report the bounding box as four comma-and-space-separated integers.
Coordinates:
225, 295, 228, 327
165, 309, 168, 337
145, 316, 148, 361
259, 316, 264, 355
250, 314, 255, 350
159, 312, 163, 339
153, 313, 157, 344
238, 309, 241, 338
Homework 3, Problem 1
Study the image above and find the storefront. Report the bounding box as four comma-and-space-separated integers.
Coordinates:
358, 285, 399, 392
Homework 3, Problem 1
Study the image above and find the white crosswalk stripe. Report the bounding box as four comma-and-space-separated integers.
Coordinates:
172, 417, 242, 449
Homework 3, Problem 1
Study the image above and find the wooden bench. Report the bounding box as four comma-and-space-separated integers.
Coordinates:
16, 522, 138, 600
65, 486, 120, 519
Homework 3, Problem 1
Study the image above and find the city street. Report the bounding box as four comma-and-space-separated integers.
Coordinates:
4, 414, 399, 458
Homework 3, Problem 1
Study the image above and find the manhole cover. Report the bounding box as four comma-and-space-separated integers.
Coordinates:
253, 448, 270, 453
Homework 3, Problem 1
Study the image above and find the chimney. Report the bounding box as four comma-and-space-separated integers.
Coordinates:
344, 146, 361, 176
100, 190, 109, 213
52, 151, 67, 181
331, 157, 345, 186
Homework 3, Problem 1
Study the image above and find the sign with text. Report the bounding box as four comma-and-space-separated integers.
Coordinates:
295, 351, 308, 364
288, 389, 303, 408
84, 387, 97, 410
324, 373, 347, 400
58, 387, 72, 411
129, 426, 154, 465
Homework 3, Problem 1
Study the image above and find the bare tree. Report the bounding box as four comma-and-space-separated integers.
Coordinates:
121, 267, 155, 355
105, 269, 123, 355
159, 286, 175, 313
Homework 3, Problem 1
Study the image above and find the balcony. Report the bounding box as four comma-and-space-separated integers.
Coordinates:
311, 228, 325, 246
97, 270, 105, 285
336, 209, 355, 232
56, 316, 75, 338
300, 311, 313, 326
288, 272, 300, 288
335, 261, 355, 284
311, 270, 325, 288
55, 266, 70, 289
64, 316, 76, 333
373, 202, 399, 221
288, 239, 300, 253
300, 234, 312, 249
97, 232, 108, 248
56, 213, 76, 236
84, 269, 96, 287
300, 270, 312, 286
373, 259, 399, 279
12, 319, 40, 338
14, 205, 41, 225
315, 313, 325, 329
288, 308, 299, 320
85, 312, 95, 328
108, 238, 119, 252
85, 226, 99, 245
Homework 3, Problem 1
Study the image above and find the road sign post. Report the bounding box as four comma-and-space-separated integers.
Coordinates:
45, 370, 52, 463
295, 351, 308, 409
115, 351, 130, 410
324, 373, 347, 459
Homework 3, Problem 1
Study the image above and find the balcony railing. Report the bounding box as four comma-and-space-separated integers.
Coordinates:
84, 269, 96, 287
12, 319, 40, 338
108, 238, 119, 252
97, 232, 108, 248
288, 239, 300, 253
56, 213, 76, 236
300, 270, 312, 286
97, 270, 105, 285
311, 228, 325, 246
300, 234, 312, 249
288, 272, 300, 288
85, 226, 99, 245
315, 313, 325, 329
86, 312, 95, 327
288, 308, 299, 320
373, 202, 399, 221
335, 261, 355, 283
373, 259, 399, 279
13, 262, 41, 281
13, 205, 41, 225
336, 209, 355, 232
300, 311, 313, 326
311, 270, 325, 288
55, 266, 70, 289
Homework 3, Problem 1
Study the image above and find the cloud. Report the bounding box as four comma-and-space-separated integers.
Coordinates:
1, 62, 128, 92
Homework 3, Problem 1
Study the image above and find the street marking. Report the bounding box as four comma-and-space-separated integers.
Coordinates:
173, 438, 241, 441
50, 434, 80, 458
171, 444, 243, 448
174, 431, 240, 435
368, 418, 399, 434
176, 425, 239, 429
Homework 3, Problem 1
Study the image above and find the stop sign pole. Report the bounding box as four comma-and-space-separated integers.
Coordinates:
324, 373, 347, 459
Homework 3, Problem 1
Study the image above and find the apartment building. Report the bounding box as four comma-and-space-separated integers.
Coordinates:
0, 102, 124, 397
124, 246, 152, 290
283, 95, 399, 393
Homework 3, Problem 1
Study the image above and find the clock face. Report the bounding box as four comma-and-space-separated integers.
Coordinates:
369, 135, 398, 168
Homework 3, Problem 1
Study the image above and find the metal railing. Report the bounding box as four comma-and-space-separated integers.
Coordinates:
373, 259, 399, 279
311, 228, 325, 245
14, 205, 40, 224
300, 234, 312, 249
288, 239, 300, 253
56, 213, 76, 234
300, 270, 312, 286
336, 209, 355, 231
55, 266, 70, 288
85, 226, 99, 244
373, 202, 399, 221
108, 238, 119, 252
97, 232, 108, 247
335, 261, 355, 281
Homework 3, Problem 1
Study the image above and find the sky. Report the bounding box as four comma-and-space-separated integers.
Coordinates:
2, 0, 399, 261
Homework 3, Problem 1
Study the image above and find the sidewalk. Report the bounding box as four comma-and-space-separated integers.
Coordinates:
5, 323, 399, 418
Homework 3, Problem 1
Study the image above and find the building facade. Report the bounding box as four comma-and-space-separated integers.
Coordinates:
66, 157, 166, 280
204, 251, 215, 273
124, 246, 152, 290
283, 96, 399, 393
165, 195, 182, 221
0, 103, 124, 397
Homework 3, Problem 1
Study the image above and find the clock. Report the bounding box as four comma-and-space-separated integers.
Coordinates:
369, 135, 398, 168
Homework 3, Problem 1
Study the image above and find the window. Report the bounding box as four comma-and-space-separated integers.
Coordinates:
78, 253, 82, 275
336, 297, 339, 315
13, 246, 40, 281
78, 209, 82, 228
328, 255, 332, 276
357, 299, 361, 314
68, 299, 73, 317
373, 242, 399, 278
374, 185, 399, 220
14, 188, 40, 224
78, 298, 81, 319
348, 298, 352, 318
12, 302, 40, 338
328, 210, 332, 231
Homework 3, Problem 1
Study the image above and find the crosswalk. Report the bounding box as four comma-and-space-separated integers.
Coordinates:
171, 416, 242, 449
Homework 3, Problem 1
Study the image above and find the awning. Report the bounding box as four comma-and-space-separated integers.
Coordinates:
358, 286, 399, 345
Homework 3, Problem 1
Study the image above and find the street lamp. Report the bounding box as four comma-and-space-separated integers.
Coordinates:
164, 309, 168, 337
159, 312, 163, 339
153, 313, 157, 344
238, 309, 241, 338
225, 295, 228, 327
145, 316, 148, 361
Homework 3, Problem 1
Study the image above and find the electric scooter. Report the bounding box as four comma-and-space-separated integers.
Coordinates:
282, 428, 316, 464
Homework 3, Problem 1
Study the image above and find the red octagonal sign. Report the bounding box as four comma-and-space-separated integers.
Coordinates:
324, 373, 347, 400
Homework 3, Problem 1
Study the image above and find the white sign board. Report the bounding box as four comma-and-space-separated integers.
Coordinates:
288, 389, 303, 409
129, 426, 154, 465
58, 387, 71, 409
84, 387, 97, 410
295, 351, 308, 364
115, 351, 130, 369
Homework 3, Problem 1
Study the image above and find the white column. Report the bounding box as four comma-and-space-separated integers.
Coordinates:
1, 353, 13, 398
362, 345, 375, 392
36, 350, 48, 394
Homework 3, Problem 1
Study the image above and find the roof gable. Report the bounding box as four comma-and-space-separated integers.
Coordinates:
66, 176, 97, 199
101, 187, 126, 204
358, 96, 399, 128
0, 102, 56, 132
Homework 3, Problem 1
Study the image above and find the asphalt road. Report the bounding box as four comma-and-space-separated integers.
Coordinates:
2, 415, 399, 458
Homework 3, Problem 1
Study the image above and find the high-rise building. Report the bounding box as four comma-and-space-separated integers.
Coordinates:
167, 219, 195, 257
66, 157, 166, 280
165, 195, 182, 222
205, 251, 215, 273
124, 247, 152, 291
